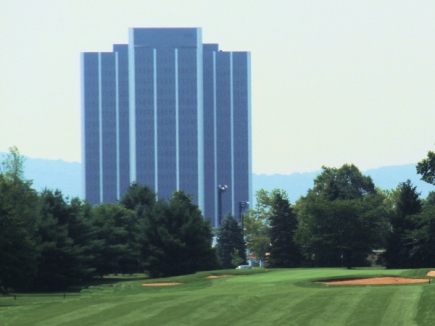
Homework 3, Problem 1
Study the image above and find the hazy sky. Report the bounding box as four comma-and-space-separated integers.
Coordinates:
1, 0, 435, 175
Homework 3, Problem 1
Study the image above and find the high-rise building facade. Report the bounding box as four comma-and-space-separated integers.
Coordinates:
81, 28, 251, 227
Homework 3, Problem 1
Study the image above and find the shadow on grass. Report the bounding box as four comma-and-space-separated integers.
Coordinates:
80, 273, 150, 287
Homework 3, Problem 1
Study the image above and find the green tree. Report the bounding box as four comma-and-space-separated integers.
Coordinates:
416, 150, 435, 185
243, 214, 270, 262
423, 191, 435, 207
384, 180, 422, 268
309, 164, 376, 200
295, 164, 385, 268
243, 189, 272, 261
407, 205, 435, 267
91, 203, 139, 276
1, 146, 26, 182
119, 183, 156, 213
0, 147, 39, 293
141, 191, 218, 277
33, 190, 95, 290
268, 191, 303, 268
0, 175, 39, 293
216, 213, 246, 268
231, 248, 244, 267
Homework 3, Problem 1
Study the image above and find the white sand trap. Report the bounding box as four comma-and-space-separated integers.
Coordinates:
141, 282, 182, 286
426, 271, 435, 277
205, 274, 234, 279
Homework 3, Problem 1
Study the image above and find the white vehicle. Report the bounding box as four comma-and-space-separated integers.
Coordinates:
235, 265, 251, 269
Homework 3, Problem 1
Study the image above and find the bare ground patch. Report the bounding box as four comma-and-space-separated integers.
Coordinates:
141, 282, 182, 286
320, 277, 429, 285
426, 271, 435, 277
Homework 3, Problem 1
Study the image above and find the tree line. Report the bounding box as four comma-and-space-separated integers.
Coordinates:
2, 145, 435, 293
1, 147, 246, 293
245, 158, 435, 270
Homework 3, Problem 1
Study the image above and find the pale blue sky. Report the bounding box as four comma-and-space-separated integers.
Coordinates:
1, 0, 435, 175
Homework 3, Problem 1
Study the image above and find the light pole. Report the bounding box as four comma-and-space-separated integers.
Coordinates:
239, 201, 249, 233
218, 185, 228, 226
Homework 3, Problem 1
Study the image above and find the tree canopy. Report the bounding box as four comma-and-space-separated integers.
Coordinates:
416, 150, 435, 185
295, 164, 385, 268
309, 164, 376, 200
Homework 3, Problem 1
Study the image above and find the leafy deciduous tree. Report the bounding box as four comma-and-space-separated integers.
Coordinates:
243, 189, 272, 261
416, 150, 435, 185
1, 146, 26, 182
295, 164, 385, 268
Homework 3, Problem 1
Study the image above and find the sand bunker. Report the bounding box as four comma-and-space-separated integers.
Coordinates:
141, 282, 182, 286
426, 271, 435, 277
320, 277, 429, 285
205, 274, 234, 279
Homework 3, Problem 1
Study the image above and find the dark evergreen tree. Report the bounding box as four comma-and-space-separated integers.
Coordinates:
0, 175, 39, 293
141, 191, 218, 277
119, 183, 156, 213
384, 180, 422, 268
407, 205, 435, 267
216, 214, 246, 268
33, 190, 95, 290
91, 203, 139, 276
268, 192, 303, 268
0, 147, 39, 293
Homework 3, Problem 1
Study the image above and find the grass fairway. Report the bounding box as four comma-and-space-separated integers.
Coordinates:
1, 268, 434, 325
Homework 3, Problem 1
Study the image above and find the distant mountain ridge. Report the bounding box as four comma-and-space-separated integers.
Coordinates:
0, 152, 81, 199
1, 152, 432, 204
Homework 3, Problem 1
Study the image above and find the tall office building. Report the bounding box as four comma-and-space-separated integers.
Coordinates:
81, 28, 251, 227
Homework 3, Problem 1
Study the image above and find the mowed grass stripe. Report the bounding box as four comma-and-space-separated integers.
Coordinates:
0, 296, 104, 326
36, 295, 187, 326
381, 285, 423, 326
140, 294, 250, 326
69, 296, 187, 326
345, 286, 404, 326
205, 292, 313, 325
34, 302, 120, 326
1, 268, 434, 325
268, 291, 327, 325
305, 288, 370, 326
415, 286, 435, 325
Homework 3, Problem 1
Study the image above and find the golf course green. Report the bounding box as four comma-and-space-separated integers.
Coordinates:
1, 268, 434, 325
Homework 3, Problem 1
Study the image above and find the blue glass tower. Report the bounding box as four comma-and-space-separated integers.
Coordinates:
81, 28, 251, 227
